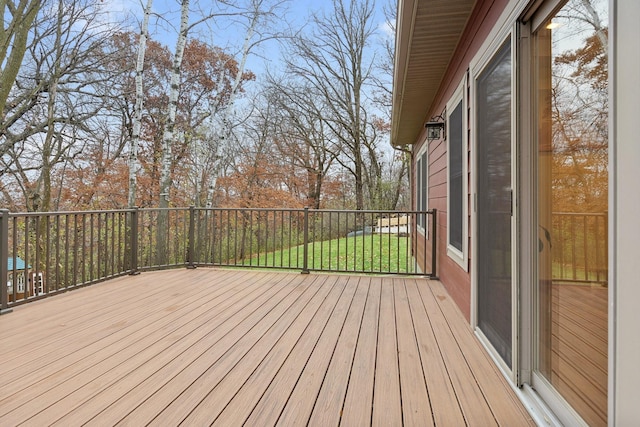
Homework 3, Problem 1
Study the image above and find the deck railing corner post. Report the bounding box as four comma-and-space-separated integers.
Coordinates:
301, 207, 310, 274
187, 206, 196, 269
0, 209, 13, 314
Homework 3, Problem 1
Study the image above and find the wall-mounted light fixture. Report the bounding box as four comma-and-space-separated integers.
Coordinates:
425, 121, 445, 140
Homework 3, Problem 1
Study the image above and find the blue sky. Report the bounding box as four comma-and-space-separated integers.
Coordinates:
97, 0, 392, 79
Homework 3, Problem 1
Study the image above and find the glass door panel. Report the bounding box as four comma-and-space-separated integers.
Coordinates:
534, 0, 608, 425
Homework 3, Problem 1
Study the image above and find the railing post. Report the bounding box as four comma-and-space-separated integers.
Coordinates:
430, 209, 438, 279
0, 209, 12, 314
187, 206, 196, 269
301, 207, 310, 274
129, 207, 140, 275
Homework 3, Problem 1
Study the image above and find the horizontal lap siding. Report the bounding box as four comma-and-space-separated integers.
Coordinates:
414, 132, 471, 322
411, 0, 511, 322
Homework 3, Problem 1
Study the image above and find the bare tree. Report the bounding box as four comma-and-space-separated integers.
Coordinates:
366, 0, 409, 210
284, 0, 378, 210
1, 0, 123, 211
154, 0, 191, 264
266, 77, 337, 208
0, 0, 41, 134
551, 0, 608, 213
158, 0, 190, 211
198, 0, 290, 208
128, 0, 153, 208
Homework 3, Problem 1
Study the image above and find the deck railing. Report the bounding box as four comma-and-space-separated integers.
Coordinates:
0, 207, 437, 311
550, 212, 608, 285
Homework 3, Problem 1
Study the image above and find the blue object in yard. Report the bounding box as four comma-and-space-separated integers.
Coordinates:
7, 257, 28, 271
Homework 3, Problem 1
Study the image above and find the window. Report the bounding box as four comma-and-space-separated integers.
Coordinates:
447, 79, 467, 268
416, 145, 428, 231
7, 272, 13, 294
17, 273, 25, 293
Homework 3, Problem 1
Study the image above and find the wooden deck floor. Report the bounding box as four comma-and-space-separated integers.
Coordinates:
0, 269, 534, 426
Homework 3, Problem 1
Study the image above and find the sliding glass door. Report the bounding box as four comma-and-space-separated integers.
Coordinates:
533, 0, 608, 424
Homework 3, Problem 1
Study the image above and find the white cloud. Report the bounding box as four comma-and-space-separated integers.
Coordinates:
378, 19, 394, 39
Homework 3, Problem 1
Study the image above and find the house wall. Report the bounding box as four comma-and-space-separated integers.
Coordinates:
413, 0, 510, 321
7, 270, 31, 303
408, 0, 638, 423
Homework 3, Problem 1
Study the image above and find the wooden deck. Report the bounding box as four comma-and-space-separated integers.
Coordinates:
0, 269, 534, 426
550, 283, 608, 426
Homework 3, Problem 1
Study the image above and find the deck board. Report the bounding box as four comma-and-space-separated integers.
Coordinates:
335, 276, 381, 427
153, 274, 337, 426
305, 276, 368, 427
22, 272, 294, 426
0, 269, 535, 426
276, 276, 368, 426
269, 276, 363, 426
394, 278, 434, 426
69, 270, 300, 425
230, 274, 352, 426
0, 270, 250, 398
102, 272, 309, 426
372, 276, 402, 427
404, 279, 466, 426
421, 281, 499, 426
429, 280, 534, 425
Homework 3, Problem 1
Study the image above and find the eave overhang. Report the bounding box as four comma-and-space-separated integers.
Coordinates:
391, 0, 475, 147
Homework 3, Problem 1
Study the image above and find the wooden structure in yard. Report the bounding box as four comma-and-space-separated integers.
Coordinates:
375, 214, 409, 235
5, 257, 44, 303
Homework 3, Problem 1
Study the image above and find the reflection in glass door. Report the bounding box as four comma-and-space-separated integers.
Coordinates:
534, 0, 608, 425
476, 40, 513, 369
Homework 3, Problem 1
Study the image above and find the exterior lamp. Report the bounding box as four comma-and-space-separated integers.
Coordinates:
425, 121, 445, 140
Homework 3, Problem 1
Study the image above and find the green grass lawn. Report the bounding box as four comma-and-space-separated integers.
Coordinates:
247, 234, 414, 273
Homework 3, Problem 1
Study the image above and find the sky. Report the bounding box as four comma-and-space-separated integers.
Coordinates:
95, 0, 393, 79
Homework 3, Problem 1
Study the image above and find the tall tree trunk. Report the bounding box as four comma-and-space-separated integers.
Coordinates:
390, 151, 409, 210
0, 0, 40, 128
32, 0, 65, 213
354, 150, 364, 210
159, 0, 189, 209
128, 0, 153, 208
157, 0, 189, 264
580, 0, 607, 49
205, 0, 267, 208
205, 175, 217, 208
309, 168, 323, 209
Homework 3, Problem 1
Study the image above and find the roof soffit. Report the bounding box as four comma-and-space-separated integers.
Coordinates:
391, 0, 475, 147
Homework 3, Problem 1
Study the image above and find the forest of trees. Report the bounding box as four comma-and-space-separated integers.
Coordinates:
1, 0, 409, 213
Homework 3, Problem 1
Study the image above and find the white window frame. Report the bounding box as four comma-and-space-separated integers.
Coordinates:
416, 140, 429, 235
446, 77, 468, 270
17, 272, 25, 293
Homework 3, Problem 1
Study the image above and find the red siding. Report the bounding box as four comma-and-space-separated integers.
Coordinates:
412, 0, 509, 322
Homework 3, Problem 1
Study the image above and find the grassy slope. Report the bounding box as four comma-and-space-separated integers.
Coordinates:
247, 234, 414, 273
